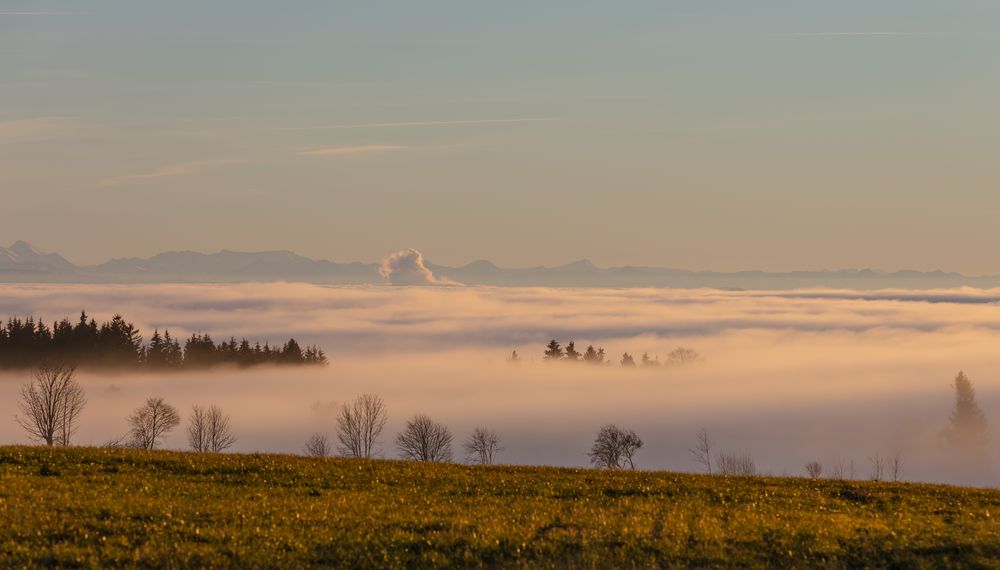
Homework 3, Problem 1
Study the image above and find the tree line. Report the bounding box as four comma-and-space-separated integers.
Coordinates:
14, 366, 992, 481
0, 312, 326, 369
507, 339, 700, 367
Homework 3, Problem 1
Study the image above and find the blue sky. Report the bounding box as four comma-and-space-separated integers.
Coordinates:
3, 1, 999, 271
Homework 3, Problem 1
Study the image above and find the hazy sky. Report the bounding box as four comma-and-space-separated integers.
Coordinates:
3, 1, 999, 271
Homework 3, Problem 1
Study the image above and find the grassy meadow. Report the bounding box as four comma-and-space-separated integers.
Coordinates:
1, 446, 999, 568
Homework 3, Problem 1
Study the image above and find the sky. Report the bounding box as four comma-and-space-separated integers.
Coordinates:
3, 1, 1000, 271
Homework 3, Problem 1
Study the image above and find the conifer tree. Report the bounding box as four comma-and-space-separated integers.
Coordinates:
543, 340, 563, 361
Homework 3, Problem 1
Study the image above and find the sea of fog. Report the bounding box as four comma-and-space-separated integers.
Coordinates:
2, 283, 1000, 486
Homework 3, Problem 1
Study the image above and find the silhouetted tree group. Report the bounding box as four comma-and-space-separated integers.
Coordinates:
538, 339, 698, 367
0, 311, 326, 370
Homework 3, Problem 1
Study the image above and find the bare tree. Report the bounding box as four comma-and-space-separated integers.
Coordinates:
830, 458, 847, 480
304, 433, 331, 457
889, 452, 904, 482
805, 461, 823, 479
396, 414, 453, 462
187, 404, 236, 452
16, 364, 86, 446
588, 424, 643, 470
464, 427, 503, 465
336, 394, 388, 458
127, 397, 180, 450
689, 428, 713, 475
717, 451, 756, 476
869, 451, 885, 482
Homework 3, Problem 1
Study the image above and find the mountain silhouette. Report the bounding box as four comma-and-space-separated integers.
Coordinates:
0, 240, 993, 289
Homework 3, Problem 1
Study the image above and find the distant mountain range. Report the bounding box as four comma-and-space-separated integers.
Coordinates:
2, 240, 999, 289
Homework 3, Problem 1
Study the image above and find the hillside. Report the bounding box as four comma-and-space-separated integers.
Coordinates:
1, 447, 999, 567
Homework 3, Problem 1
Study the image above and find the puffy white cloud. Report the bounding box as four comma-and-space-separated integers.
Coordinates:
378, 248, 460, 286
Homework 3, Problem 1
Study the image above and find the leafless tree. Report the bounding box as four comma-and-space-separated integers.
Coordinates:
304, 433, 331, 457
717, 451, 756, 476
16, 364, 86, 446
689, 428, 713, 475
830, 458, 847, 479
869, 451, 885, 482
464, 427, 503, 465
588, 424, 643, 470
889, 452, 904, 482
127, 397, 180, 450
805, 461, 823, 479
396, 414, 453, 462
187, 404, 236, 452
336, 394, 388, 458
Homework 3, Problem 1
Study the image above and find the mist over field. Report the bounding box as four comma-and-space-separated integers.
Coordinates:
2, 283, 1000, 486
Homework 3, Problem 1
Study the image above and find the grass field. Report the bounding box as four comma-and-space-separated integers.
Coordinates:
1, 446, 999, 567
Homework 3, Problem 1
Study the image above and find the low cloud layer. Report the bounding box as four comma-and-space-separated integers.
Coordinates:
2, 284, 1000, 485
379, 249, 460, 286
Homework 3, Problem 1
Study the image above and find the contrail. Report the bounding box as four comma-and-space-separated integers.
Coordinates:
277, 117, 559, 131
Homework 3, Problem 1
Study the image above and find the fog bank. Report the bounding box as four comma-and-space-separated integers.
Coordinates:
2, 284, 1000, 486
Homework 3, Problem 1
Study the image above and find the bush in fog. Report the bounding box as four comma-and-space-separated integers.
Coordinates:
16, 364, 86, 446
666, 347, 700, 365
396, 414, 453, 462
717, 451, 755, 477
304, 433, 331, 457
336, 394, 388, 458
187, 404, 236, 452
589, 424, 643, 470
464, 427, 503, 465
128, 397, 181, 450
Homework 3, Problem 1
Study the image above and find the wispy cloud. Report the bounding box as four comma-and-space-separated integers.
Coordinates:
785, 32, 942, 38
0, 11, 74, 16
0, 116, 77, 144
96, 160, 247, 188
280, 118, 559, 131
300, 145, 405, 157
